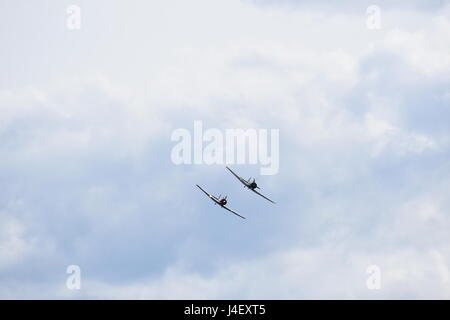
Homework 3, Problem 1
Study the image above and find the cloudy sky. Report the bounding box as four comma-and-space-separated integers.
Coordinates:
1, 0, 449, 299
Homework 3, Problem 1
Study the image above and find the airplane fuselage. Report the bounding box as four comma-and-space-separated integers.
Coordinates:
212, 196, 227, 206
244, 180, 258, 190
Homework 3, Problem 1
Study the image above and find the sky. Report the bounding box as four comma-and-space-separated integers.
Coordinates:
0, 0, 450, 299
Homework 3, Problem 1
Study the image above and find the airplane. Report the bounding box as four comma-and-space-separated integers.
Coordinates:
226, 166, 276, 204
196, 184, 246, 220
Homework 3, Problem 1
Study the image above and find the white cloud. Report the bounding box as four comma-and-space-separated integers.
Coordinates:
0, 214, 34, 270
364, 113, 437, 156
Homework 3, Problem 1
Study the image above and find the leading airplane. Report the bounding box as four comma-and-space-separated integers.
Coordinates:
226, 166, 276, 204
196, 184, 246, 220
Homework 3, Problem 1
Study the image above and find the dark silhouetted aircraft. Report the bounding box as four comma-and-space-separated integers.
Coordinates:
196, 184, 246, 219
226, 166, 276, 204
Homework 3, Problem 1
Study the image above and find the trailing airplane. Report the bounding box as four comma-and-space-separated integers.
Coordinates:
226, 166, 276, 204
196, 184, 246, 220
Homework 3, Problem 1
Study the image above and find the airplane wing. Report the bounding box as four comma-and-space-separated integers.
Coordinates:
222, 205, 246, 219
196, 184, 213, 199
251, 188, 276, 204
226, 166, 247, 185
